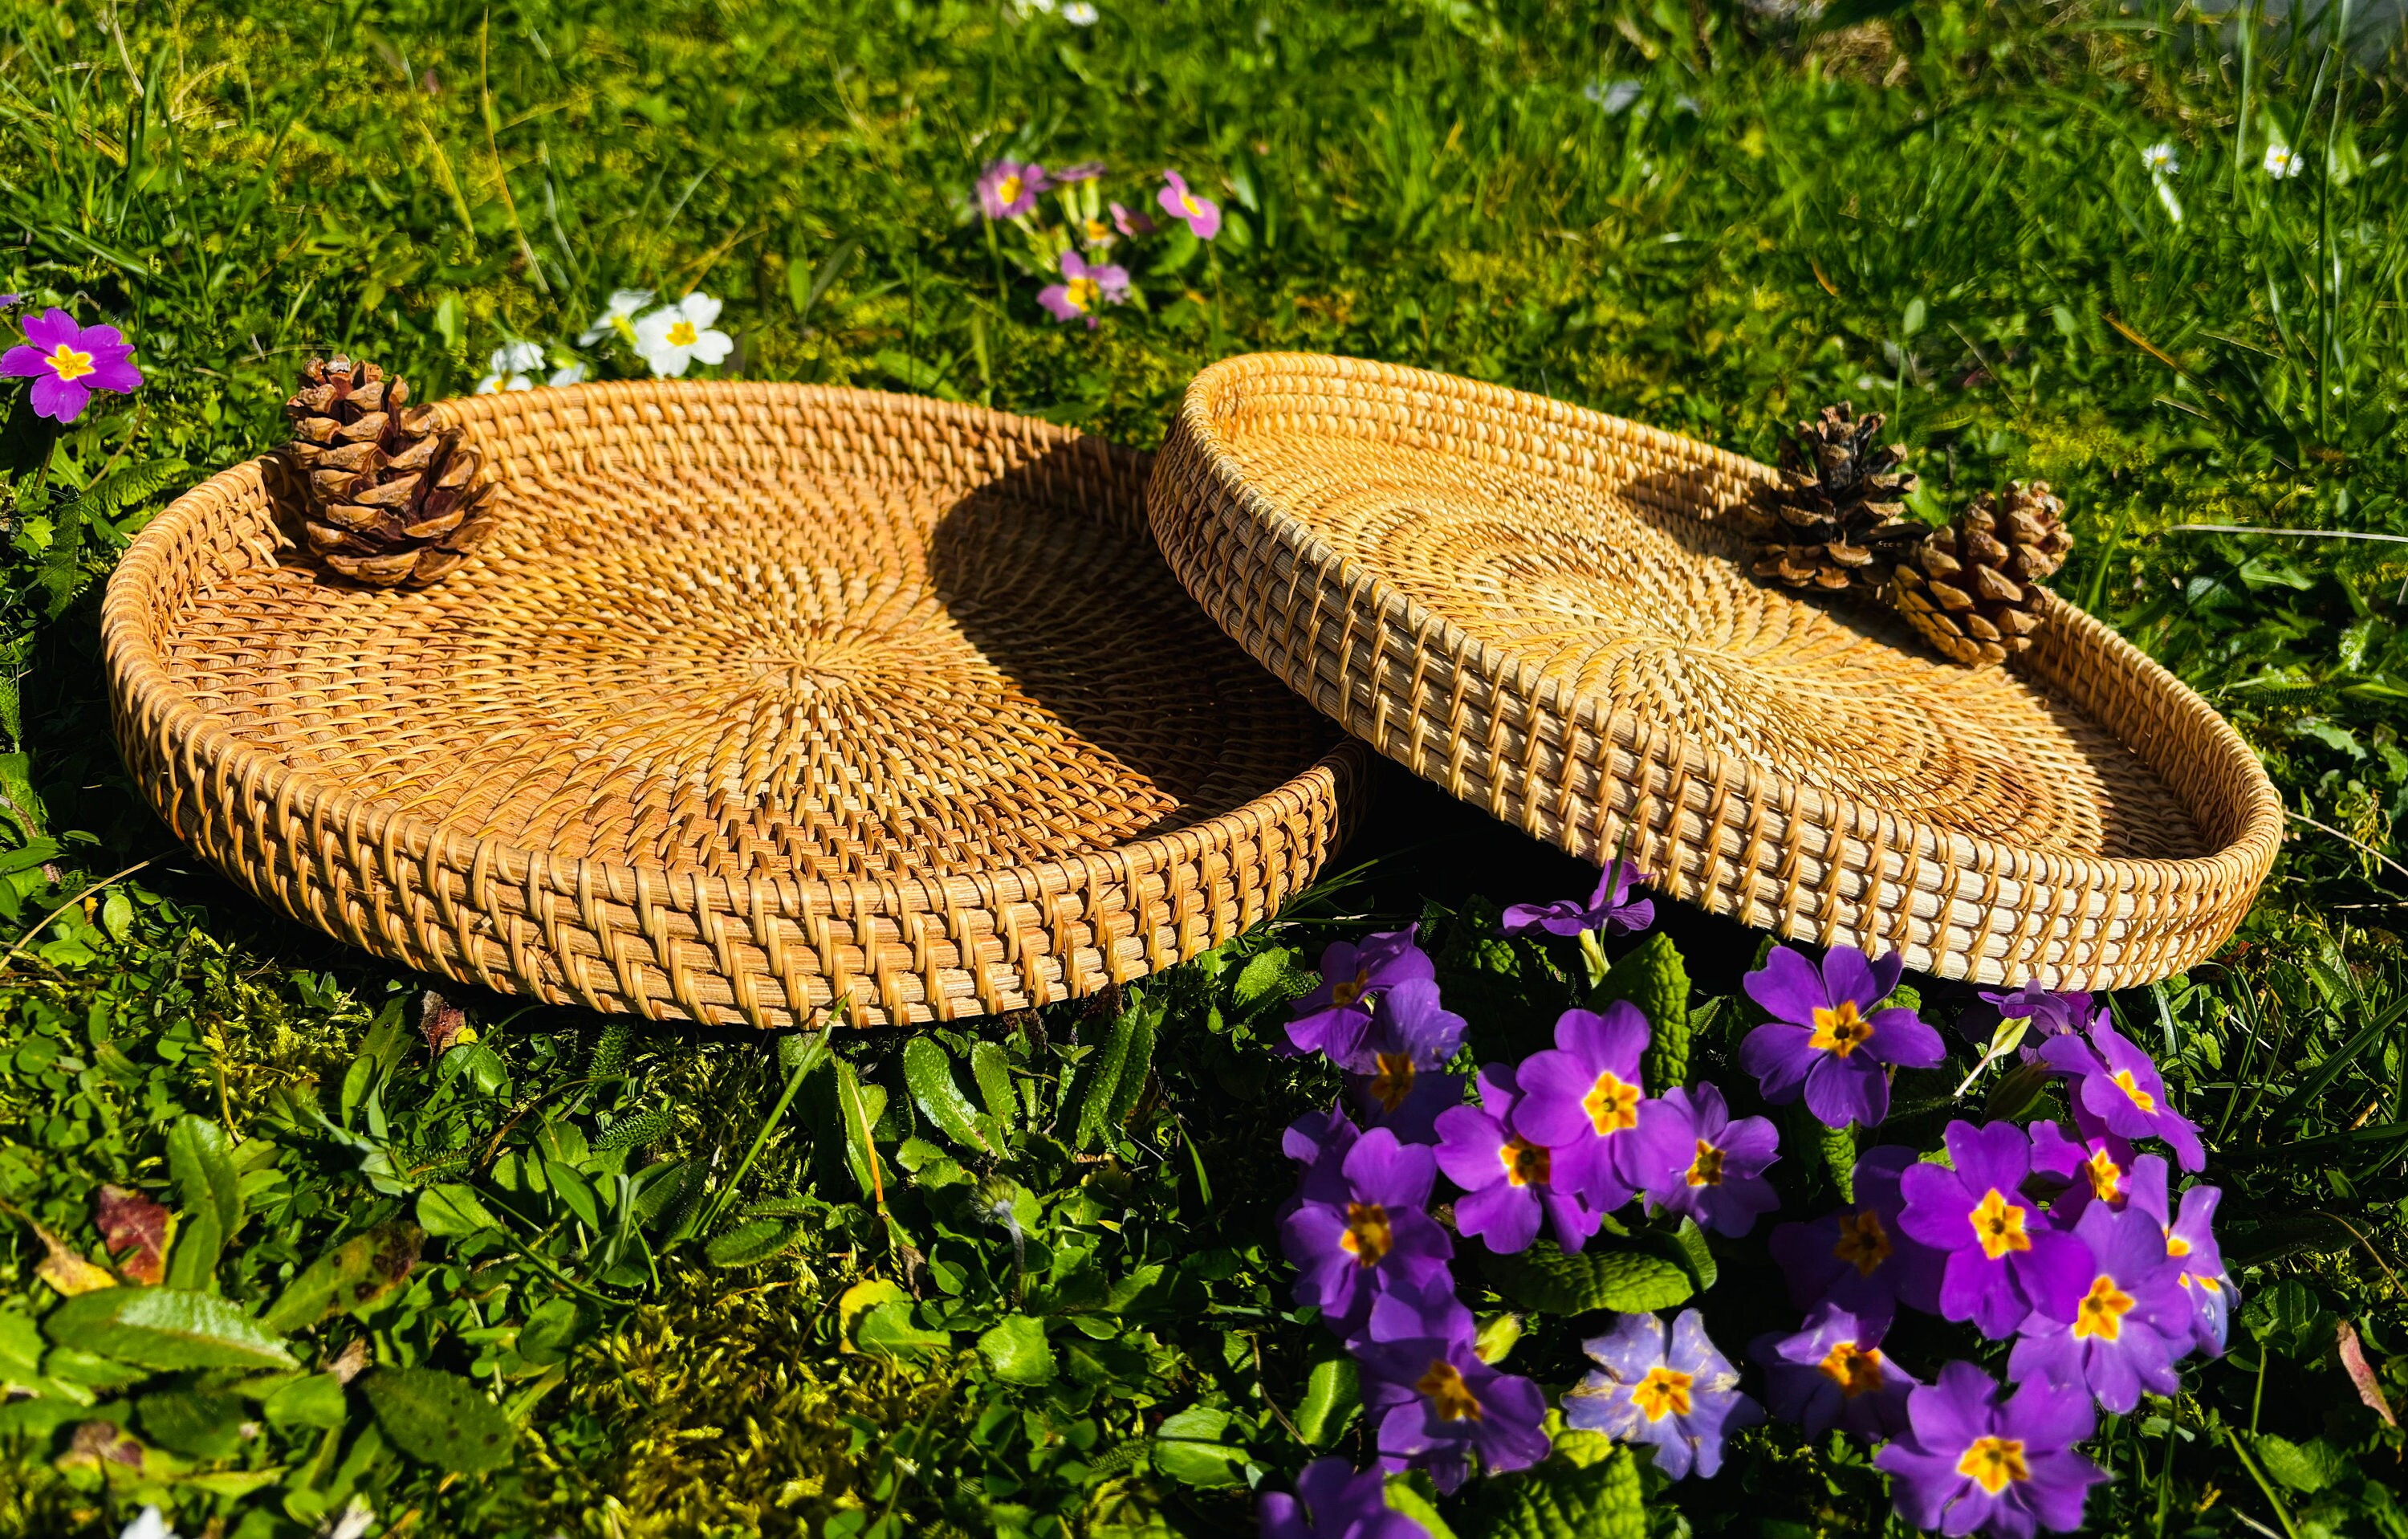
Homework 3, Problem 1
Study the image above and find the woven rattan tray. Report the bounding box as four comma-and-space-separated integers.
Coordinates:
1149, 353, 2281, 990
103, 382, 1365, 1028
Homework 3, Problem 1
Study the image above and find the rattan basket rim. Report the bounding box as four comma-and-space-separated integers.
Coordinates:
1162, 352, 2283, 955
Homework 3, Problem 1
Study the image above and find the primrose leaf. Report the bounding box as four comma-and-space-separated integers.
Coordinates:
43, 1286, 297, 1372
360, 1365, 515, 1473
1595, 934, 1690, 1089
903, 1038, 993, 1154
1482, 1240, 1693, 1316
1295, 1355, 1360, 1447
1458, 1444, 1645, 1539
978, 1314, 1056, 1386
1233, 947, 1316, 1014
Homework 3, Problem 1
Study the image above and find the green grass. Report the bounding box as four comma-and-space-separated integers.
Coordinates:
0, 0, 2405, 1535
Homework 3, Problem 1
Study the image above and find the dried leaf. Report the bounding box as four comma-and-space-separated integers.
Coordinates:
2338, 1321, 2398, 1428
96, 1187, 173, 1286
419, 990, 474, 1056
327, 1336, 372, 1385
60, 1420, 144, 1471
31, 1219, 118, 1298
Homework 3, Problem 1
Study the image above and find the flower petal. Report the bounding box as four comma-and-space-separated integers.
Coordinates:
1743, 944, 1829, 1024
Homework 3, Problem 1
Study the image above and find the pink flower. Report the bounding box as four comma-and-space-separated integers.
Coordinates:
1156, 170, 1222, 239
1110, 202, 1156, 238
977, 160, 1049, 220
1037, 249, 1130, 330
2, 308, 143, 424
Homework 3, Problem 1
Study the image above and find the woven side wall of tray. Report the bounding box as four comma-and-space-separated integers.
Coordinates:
103, 381, 1365, 1029
1149, 353, 2283, 990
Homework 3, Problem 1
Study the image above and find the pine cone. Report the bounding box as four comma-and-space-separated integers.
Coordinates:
279, 357, 497, 588
1885, 481, 2072, 666
1743, 402, 1927, 591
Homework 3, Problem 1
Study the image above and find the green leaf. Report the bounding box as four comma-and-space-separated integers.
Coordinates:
260, 1223, 423, 1334
1068, 995, 1149, 1150
978, 1314, 1056, 1386
836, 1061, 889, 1202
1384, 1476, 1462, 1539
903, 1038, 993, 1154
1596, 934, 1690, 1089
704, 1217, 805, 1268
1295, 1356, 1359, 1447
590, 1019, 637, 1077
1153, 1404, 1247, 1487
262, 1373, 349, 1433
139, 1385, 246, 1458
1662, 1219, 1718, 1293
853, 1301, 951, 1359
1233, 947, 1315, 1014
970, 1041, 1016, 1126
1459, 1446, 1645, 1539
415, 1183, 500, 1238
1105, 998, 1159, 1128
1817, 1119, 1857, 1200
519, 1297, 596, 1368
165, 1114, 242, 1292
2251, 1432, 2347, 1493
43, 1287, 297, 1372
1483, 1240, 1693, 1315
360, 1366, 515, 1473
596, 1106, 672, 1153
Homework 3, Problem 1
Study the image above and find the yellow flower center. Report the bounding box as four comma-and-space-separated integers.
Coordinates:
1968, 1189, 2032, 1260
1818, 1341, 1887, 1398
1630, 1366, 1694, 1422
1181, 190, 1206, 217
1084, 217, 1112, 243
2112, 1069, 2157, 1112
1957, 1436, 2031, 1495
1685, 1139, 1725, 1187
2081, 1148, 2123, 1202
2073, 1274, 2136, 1341
666, 320, 699, 348
1368, 1052, 1416, 1113
1329, 968, 1370, 1008
2194, 1273, 2220, 1294
1832, 1208, 1893, 1276
1064, 276, 1100, 311
43, 344, 96, 383
997, 173, 1024, 206
1339, 1202, 1392, 1268
1498, 1138, 1548, 1188
2166, 1232, 2192, 1259
1415, 1360, 1483, 1421
1582, 1071, 1641, 1135
1808, 1000, 1874, 1057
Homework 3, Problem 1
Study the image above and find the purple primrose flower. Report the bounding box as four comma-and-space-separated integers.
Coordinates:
1259, 1458, 1427, 1539
1355, 1280, 1551, 1492
1964, 985, 2106, 1050
2129, 1155, 2233, 1357
1287, 926, 1435, 1067
1037, 248, 1130, 329
2007, 1199, 2191, 1413
1348, 1060, 1463, 1146
977, 160, 1049, 219
1434, 1065, 1599, 1255
2024, 1121, 2136, 1227
1564, 1309, 1762, 1480
1627, 1081, 1780, 1238
1751, 1304, 1918, 1439
1283, 1106, 1362, 1212
1157, 169, 1223, 239
1507, 1002, 1658, 1212
1898, 1122, 2093, 1339
1281, 1128, 1454, 1337
1874, 1361, 2109, 1538
1110, 201, 1157, 238
1767, 1145, 1944, 1329
1739, 943, 1942, 1128
3, 308, 143, 424
1499, 861, 1653, 940
2037, 1021, 2205, 1172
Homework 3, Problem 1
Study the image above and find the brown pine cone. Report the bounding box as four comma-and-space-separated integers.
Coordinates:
1743, 402, 1928, 592
1886, 481, 2072, 666
280, 357, 497, 587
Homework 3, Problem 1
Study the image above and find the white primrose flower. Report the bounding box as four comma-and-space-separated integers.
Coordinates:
120, 1508, 176, 1539
2141, 141, 2180, 177
633, 292, 734, 378
1061, 0, 1099, 21
2263, 140, 2304, 179
578, 287, 657, 346
547, 361, 589, 387
474, 340, 547, 393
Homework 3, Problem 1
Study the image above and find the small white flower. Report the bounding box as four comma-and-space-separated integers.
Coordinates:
1584, 79, 1642, 114
2263, 140, 2304, 179
547, 361, 589, 387
632, 292, 734, 378
2142, 141, 2180, 177
323, 1497, 375, 1539
577, 287, 656, 346
120, 1508, 176, 1539
1060, 0, 1098, 20
474, 340, 547, 394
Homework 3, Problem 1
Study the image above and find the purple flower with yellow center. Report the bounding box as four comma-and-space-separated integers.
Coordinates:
1739, 943, 1942, 1129
1037, 249, 1130, 329
2006, 1200, 2190, 1414
1751, 1304, 1918, 1439
2038, 1021, 2205, 1171
1348, 1058, 1463, 1144
3, 308, 142, 425
976, 159, 1049, 219
1875, 1361, 2109, 1537
1157, 169, 1223, 239
1954, 986, 2106, 1093
1506, 1002, 1655, 1212
2129, 1155, 2233, 1357
1434, 1065, 1599, 1255
1767, 1145, 1944, 1329
1564, 1309, 1761, 1480
1286, 926, 1435, 1067
1110, 201, 1157, 238
1899, 1122, 2094, 1338
1356, 1278, 1551, 1492
1626, 1081, 1780, 1237
1259, 1458, 1429, 1539
1280, 1128, 1454, 1337
2024, 1120, 2136, 1227
1499, 861, 1653, 940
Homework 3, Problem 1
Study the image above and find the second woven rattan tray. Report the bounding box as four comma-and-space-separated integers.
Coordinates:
104, 382, 1364, 1028
1149, 353, 2282, 990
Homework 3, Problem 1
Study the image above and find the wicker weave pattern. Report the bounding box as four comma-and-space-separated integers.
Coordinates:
1149, 354, 2281, 989
104, 381, 1364, 1028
